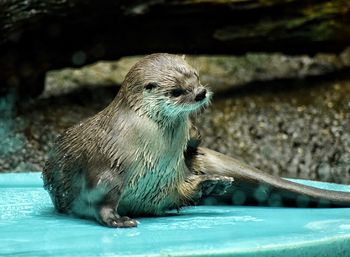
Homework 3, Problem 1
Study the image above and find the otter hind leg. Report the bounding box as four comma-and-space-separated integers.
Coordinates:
96, 187, 138, 228
71, 187, 138, 228
98, 205, 137, 228
70, 172, 137, 228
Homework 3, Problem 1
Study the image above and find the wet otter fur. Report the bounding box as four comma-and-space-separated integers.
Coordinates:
43, 53, 228, 227
43, 53, 350, 228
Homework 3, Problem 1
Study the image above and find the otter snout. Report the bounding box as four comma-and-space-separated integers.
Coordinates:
195, 88, 207, 101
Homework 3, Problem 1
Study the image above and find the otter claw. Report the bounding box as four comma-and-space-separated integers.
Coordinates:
99, 207, 138, 228
107, 216, 138, 228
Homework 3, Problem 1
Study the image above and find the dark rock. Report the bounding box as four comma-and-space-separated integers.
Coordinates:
1, 0, 350, 97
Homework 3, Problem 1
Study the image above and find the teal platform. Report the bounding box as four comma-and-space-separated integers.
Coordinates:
1, 173, 350, 257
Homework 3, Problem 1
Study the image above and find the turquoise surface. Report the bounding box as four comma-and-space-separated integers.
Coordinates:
1, 173, 350, 257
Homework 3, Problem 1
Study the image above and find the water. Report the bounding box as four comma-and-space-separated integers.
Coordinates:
1, 173, 350, 257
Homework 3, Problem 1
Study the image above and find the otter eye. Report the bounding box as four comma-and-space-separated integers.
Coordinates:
144, 83, 158, 91
171, 88, 185, 97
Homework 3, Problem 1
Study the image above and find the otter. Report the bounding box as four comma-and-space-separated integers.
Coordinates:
43, 53, 350, 228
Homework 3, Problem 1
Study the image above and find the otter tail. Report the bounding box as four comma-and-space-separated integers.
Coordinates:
190, 147, 350, 207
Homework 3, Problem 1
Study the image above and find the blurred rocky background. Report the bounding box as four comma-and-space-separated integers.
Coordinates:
0, 0, 350, 184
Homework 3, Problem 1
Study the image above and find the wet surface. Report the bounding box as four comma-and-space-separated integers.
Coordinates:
1, 173, 350, 257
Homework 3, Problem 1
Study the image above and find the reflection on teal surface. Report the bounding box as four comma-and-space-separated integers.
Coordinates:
1, 172, 350, 257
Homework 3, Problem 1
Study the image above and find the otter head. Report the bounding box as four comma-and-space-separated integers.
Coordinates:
120, 53, 211, 123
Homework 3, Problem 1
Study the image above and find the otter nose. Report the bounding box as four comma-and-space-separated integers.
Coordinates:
195, 89, 207, 101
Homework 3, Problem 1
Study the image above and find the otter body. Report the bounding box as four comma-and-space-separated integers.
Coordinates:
44, 53, 350, 228
43, 54, 213, 227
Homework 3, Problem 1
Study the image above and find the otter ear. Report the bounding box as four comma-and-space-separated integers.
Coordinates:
144, 82, 158, 91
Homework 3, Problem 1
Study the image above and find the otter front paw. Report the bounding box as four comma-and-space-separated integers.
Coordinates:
99, 207, 137, 228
